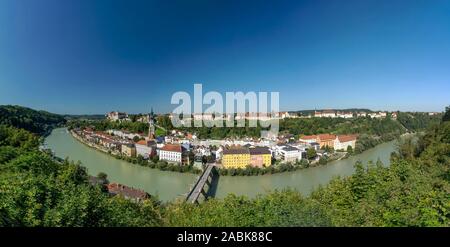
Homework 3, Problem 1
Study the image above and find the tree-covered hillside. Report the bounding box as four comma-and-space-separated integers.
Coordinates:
0, 105, 66, 135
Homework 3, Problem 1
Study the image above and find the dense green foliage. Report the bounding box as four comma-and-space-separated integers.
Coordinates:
0, 125, 163, 226
397, 112, 441, 131
68, 119, 150, 134
0, 105, 66, 135
1, 106, 448, 226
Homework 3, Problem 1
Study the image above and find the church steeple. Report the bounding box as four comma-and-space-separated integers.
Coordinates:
148, 107, 155, 139
150, 107, 154, 119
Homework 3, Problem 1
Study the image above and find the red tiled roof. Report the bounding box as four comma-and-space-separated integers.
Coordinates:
161, 144, 182, 153
337, 134, 358, 142
317, 134, 336, 141
299, 135, 317, 140
136, 140, 147, 145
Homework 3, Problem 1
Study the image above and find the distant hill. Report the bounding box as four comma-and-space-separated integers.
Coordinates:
63, 114, 106, 120
0, 105, 66, 135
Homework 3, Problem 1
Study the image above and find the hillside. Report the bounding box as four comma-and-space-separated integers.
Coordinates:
0, 105, 66, 135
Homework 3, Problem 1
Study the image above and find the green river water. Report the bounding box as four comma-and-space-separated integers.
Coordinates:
45, 128, 397, 201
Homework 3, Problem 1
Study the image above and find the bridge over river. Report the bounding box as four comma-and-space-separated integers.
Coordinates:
185, 164, 219, 203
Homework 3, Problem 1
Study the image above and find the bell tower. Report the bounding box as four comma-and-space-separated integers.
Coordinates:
148, 107, 155, 139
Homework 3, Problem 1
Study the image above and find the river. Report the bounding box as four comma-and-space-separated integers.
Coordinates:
45, 128, 397, 201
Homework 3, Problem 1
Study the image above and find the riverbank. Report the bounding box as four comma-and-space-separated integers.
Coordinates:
71, 129, 203, 174
69, 127, 399, 177
46, 128, 398, 200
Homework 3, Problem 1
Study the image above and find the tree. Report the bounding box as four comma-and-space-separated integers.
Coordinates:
306, 148, 317, 160
133, 136, 140, 143
346, 145, 353, 154
443, 106, 450, 122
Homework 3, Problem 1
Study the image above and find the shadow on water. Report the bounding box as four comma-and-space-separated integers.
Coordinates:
206, 168, 220, 198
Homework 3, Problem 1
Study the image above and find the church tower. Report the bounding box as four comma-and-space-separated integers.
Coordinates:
148, 107, 155, 139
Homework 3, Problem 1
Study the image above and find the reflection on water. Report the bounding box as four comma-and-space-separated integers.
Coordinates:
46, 128, 397, 201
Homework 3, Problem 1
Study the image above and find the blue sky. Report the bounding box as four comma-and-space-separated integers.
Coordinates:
0, 0, 449, 114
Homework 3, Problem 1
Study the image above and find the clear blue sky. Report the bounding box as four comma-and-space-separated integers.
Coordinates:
0, 0, 449, 114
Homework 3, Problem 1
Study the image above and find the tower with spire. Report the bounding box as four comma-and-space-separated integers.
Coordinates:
148, 107, 155, 139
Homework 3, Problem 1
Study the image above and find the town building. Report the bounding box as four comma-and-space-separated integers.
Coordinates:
309, 142, 321, 151
121, 144, 136, 157
135, 140, 157, 159
107, 183, 149, 202
222, 147, 251, 169
159, 144, 183, 163
249, 147, 272, 167
107, 111, 129, 121
391, 112, 398, 119
316, 134, 336, 148
299, 135, 317, 143
334, 135, 357, 151
368, 112, 387, 118
278, 111, 291, 119
357, 112, 367, 117
315, 110, 336, 118
279, 145, 303, 162
337, 111, 353, 118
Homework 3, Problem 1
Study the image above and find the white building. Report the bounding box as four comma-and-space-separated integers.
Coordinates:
368, 112, 387, 119
337, 112, 353, 118
107, 111, 129, 121
279, 146, 303, 162
159, 144, 183, 163
279, 112, 291, 119
333, 135, 357, 151
357, 112, 367, 117
135, 140, 156, 159
107, 129, 141, 140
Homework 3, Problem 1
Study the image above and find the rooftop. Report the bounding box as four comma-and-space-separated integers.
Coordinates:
223, 147, 250, 155
282, 145, 299, 152
107, 183, 148, 200
337, 134, 358, 142
161, 144, 182, 153
249, 147, 271, 155
317, 134, 336, 140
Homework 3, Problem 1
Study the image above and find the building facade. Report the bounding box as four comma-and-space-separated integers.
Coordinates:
159, 144, 183, 163
316, 134, 336, 148
249, 147, 271, 167
135, 140, 156, 159
121, 144, 136, 157
279, 146, 302, 162
222, 147, 251, 169
334, 135, 357, 151
107, 111, 129, 121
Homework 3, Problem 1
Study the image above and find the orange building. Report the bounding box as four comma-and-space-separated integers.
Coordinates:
316, 134, 336, 148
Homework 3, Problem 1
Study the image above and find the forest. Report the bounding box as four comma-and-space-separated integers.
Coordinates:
0, 106, 449, 226
0, 105, 66, 136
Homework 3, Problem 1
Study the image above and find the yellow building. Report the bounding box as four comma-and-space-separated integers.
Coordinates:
222, 146, 272, 169
121, 144, 136, 157
222, 148, 250, 169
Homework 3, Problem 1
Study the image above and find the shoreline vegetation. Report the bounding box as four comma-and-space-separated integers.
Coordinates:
0, 105, 448, 226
